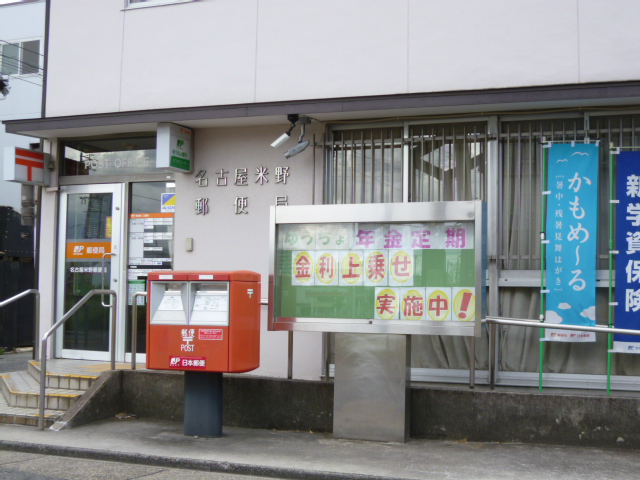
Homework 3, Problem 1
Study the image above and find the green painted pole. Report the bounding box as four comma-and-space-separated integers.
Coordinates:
540, 142, 549, 392
607, 148, 616, 395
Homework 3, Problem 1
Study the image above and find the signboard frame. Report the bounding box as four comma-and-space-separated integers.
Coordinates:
268, 201, 486, 337
156, 123, 193, 173
3, 146, 50, 186
613, 151, 640, 352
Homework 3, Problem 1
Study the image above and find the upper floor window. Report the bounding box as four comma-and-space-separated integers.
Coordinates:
127, 0, 195, 8
0, 39, 41, 76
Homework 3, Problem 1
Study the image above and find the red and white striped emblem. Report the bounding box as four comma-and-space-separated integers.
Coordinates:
4, 147, 49, 185
15, 148, 45, 183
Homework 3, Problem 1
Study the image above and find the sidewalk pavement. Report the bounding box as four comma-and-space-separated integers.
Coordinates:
1, 419, 640, 480
0, 350, 32, 374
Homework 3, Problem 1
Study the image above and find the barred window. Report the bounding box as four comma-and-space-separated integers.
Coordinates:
409, 122, 487, 202
325, 127, 403, 204
324, 114, 640, 383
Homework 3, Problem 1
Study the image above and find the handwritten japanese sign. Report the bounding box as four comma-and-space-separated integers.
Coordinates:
277, 221, 476, 323
544, 143, 599, 342
614, 152, 640, 353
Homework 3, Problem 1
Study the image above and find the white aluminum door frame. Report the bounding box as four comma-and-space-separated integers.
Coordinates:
56, 183, 126, 361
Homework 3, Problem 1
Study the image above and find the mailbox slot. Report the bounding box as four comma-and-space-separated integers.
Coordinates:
150, 281, 188, 325
190, 281, 229, 326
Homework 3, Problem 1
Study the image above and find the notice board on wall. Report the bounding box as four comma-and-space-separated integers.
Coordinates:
268, 201, 485, 337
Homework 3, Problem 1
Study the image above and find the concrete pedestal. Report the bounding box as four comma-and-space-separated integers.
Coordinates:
333, 333, 411, 442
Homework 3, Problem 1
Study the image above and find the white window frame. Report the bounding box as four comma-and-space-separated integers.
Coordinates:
0, 37, 42, 77
125, 0, 196, 9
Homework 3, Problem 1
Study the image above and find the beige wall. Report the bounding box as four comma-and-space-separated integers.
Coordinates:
173, 124, 325, 379
37, 125, 324, 379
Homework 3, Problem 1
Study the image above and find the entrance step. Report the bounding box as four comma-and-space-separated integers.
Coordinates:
0, 358, 139, 428
27, 361, 97, 391
0, 372, 65, 428
1, 371, 84, 410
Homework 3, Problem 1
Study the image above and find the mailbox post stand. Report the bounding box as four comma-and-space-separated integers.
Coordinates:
184, 371, 223, 437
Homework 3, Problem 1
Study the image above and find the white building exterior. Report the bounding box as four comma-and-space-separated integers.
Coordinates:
6, 0, 640, 387
0, 0, 45, 210
43, 0, 640, 117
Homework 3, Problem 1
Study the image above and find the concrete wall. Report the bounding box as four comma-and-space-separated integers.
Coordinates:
62, 370, 640, 449
45, 0, 640, 117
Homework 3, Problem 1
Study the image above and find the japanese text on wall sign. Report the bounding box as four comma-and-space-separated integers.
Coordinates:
624, 174, 640, 313
614, 152, 640, 352
194, 166, 291, 215
279, 222, 476, 322
544, 143, 599, 342
551, 171, 593, 293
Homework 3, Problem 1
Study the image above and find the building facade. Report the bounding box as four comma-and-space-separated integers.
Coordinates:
5, 0, 640, 388
0, 0, 45, 350
0, 0, 45, 209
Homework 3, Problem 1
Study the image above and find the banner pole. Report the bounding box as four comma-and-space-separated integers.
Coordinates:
608, 147, 617, 395
540, 140, 549, 392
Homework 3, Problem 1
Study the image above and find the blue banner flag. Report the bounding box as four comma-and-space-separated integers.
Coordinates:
614, 151, 640, 353
544, 143, 599, 342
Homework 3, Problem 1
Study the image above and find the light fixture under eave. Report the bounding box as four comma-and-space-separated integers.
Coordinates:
284, 140, 310, 158
283, 116, 311, 158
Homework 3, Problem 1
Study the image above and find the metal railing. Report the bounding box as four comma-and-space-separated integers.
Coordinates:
130, 291, 147, 371
38, 289, 117, 430
0, 289, 40, 358
485, 316, 640, 390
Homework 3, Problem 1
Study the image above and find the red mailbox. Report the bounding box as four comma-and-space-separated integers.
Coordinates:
146, 270, 260, 373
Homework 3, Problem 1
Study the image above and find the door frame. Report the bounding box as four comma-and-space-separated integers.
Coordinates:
55, 183, 127, 361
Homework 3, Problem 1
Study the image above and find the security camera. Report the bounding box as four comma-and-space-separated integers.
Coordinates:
271, 132, 291, 148
284, 140, 310, 159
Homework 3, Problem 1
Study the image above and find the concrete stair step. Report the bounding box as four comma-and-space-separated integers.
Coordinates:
1, 359, 130, 428
1, 371, 83, 411
28, 360, 98, 391
0, 390, 61, 428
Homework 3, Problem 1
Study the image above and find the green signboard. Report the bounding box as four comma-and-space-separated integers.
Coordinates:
269, 202, 485, 336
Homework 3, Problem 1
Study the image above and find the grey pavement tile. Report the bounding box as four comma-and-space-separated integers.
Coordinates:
0, 467, 59, 480
0, 352, 32, 375
3, 456, 166, 480
0, 450, 43, 465
143, 470, 288, 480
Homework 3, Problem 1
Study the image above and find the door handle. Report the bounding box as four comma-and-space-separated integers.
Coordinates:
101, 252, 116, 307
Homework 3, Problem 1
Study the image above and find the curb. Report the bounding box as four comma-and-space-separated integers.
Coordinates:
0, 440, 412, 480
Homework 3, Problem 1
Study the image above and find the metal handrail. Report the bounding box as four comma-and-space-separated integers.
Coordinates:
0, 289, 40, 358
38, 289, 117, 430
100, 253, 116, 307
131, 291, 147, 371
485, 316, 640, 390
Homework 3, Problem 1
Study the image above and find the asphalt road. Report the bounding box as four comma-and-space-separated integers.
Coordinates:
0, 350, 32, 374
0, 451, 290, 480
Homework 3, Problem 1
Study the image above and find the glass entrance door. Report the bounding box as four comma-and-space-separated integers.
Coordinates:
57, 184, 123, 360
125, 182, 175, 363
